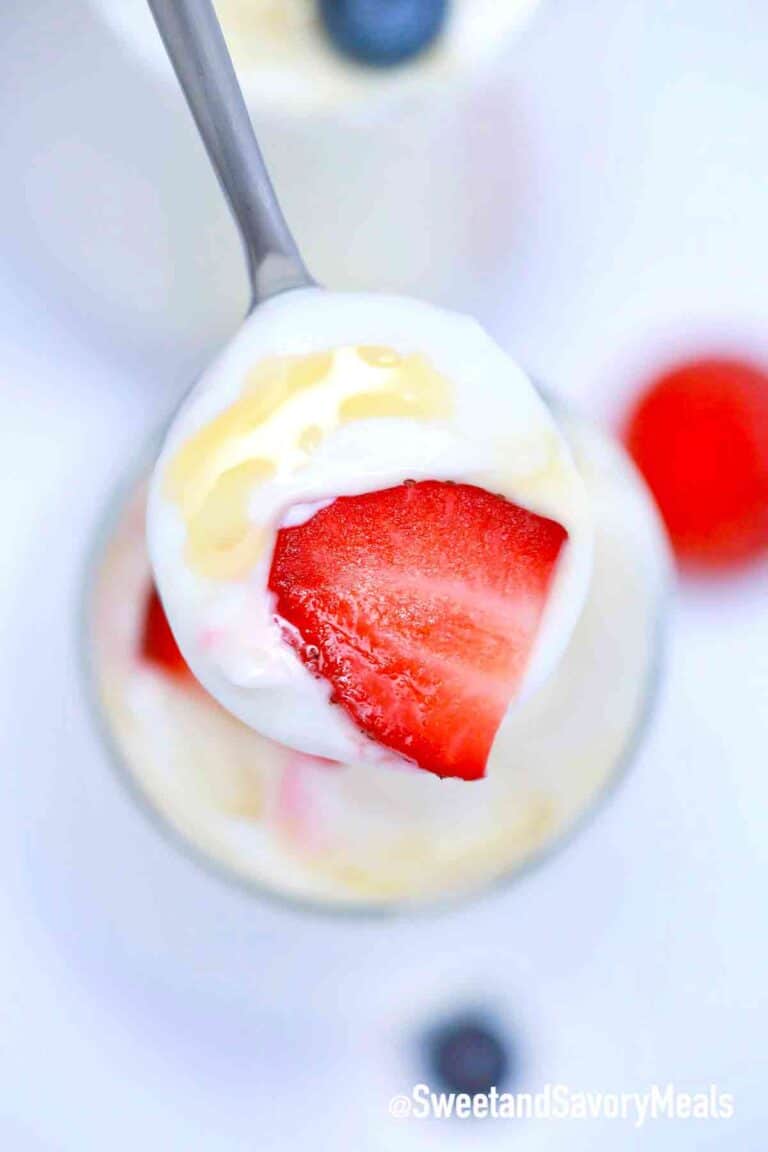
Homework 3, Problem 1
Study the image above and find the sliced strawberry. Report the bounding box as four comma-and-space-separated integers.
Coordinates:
624, 357, 768, 568
268, 481, 567, 780
140, 584, 190, 679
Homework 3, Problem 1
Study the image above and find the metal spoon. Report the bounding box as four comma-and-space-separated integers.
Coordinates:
147, 0, 314, 308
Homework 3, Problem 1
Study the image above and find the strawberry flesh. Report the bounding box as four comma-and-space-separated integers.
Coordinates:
140, 584, 190, 679
268, 481, 567, 780
624, 357, 768, 568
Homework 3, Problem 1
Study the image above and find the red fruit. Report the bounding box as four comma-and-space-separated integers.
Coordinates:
268, 481, 567, 781
140, 584, 190, 679
624, 357, 768, 568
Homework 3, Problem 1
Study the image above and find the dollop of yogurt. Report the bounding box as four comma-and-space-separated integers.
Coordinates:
148, 289, 593, 768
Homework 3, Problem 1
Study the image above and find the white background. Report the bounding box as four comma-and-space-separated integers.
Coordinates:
0, 1, 766, 1148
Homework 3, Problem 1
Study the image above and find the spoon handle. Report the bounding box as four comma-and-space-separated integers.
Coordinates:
147, 0, 314, 307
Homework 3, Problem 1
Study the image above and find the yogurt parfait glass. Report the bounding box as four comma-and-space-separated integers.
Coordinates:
83, 396, 669, 915
88, 0, 540, 306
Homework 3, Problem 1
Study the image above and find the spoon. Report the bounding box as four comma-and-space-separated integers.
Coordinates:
147, 0, 314, 308
144, 0, 595, 779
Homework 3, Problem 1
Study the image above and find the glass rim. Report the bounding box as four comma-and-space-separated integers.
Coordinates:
79, 418, 672, 922
87, 0, 543, 122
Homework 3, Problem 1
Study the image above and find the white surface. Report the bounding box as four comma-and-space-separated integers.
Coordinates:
0, 0, 766, 1148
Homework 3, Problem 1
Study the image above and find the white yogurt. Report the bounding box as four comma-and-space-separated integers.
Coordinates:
148, 289, 593, 769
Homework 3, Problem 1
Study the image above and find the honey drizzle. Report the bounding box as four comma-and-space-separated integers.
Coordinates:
165, 345, 453, 580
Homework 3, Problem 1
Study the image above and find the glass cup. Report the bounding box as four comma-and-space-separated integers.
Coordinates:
87, 0, 540, 308
82, 399, 670, 916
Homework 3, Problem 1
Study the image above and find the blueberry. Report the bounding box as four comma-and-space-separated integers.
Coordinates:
426, 1012, 515, 1097
320, 0, 449, 67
